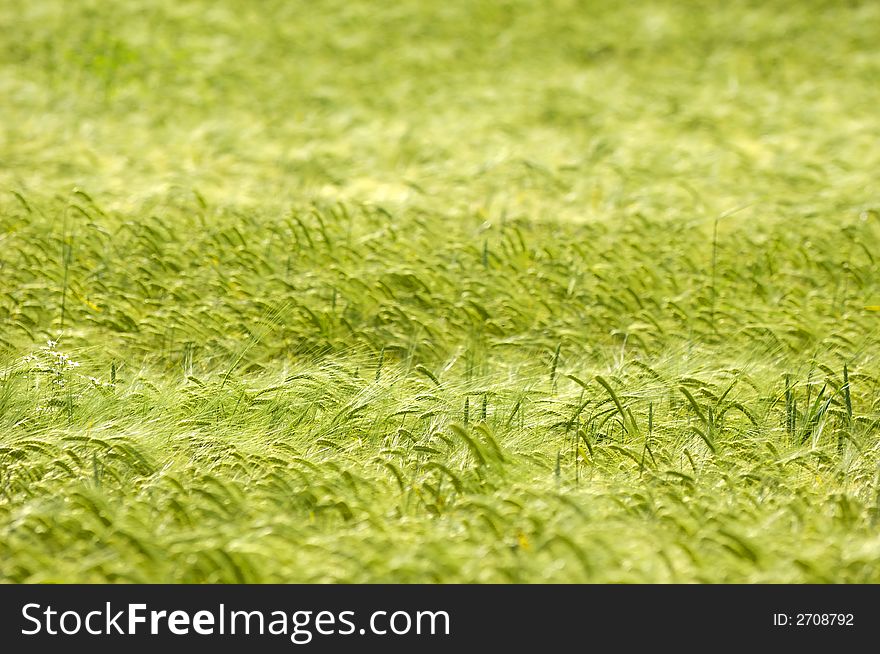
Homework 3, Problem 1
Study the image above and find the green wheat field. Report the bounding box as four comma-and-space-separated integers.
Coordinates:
2, 0, 880, 583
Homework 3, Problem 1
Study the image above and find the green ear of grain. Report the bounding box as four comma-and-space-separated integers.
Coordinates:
415, 364, 441, 387
596, 376, 627, 429
473, 423, 506, 463
680, 386, 708, 429
692, 426, 716, 454
375, 347, 385, 381
566, 374, 589, 390
449, 424, 487, 466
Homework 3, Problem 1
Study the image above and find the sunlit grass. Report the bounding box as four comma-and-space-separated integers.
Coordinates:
1, 0, 880, 582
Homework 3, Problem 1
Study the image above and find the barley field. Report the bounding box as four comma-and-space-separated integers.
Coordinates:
2, 0, 880, 583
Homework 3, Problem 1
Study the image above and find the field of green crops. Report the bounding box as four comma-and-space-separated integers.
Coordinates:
2, 0, 880, 583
